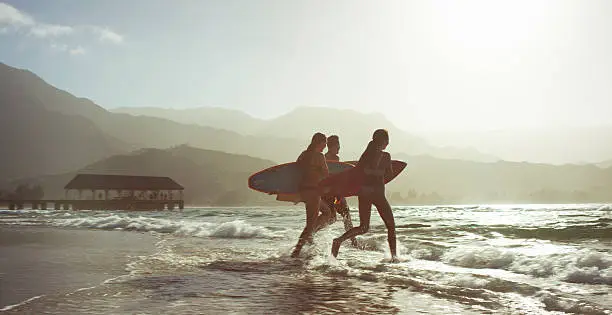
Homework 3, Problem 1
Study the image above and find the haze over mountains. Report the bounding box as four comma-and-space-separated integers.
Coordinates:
388, 154, 612, 204
114, 106, 612, 166
0, 61, 498, 181
113, 106, 498, 163
2, 61, 612, 205
112, 107, 266, 136
0, 63, 128, 180
0, 62, 302, 180
417, 127, 612, 165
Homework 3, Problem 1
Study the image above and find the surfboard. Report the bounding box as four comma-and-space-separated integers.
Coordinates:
248, 161, 354, 195
343, 160, 407, 183
319, 160, 407, 197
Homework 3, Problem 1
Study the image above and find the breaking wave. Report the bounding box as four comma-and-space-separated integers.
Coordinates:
437, 246, 612, 285
53, 215, 278, 239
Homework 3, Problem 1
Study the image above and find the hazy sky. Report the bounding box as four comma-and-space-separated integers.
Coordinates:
1, 0, 611, 132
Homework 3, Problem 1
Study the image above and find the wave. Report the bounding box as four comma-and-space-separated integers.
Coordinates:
413, 224, 612, 241
53, 215, 278, 239
597, 205, 612, 211
0, 209, 53, 216
437, 246, 612, 285
0, 295, 45, 312
484, 226, 612, 240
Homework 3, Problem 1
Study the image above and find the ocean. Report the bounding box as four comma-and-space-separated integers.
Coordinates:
0, 204, 611, 314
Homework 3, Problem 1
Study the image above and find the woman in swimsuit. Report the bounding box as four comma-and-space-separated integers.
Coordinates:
291, 132, 332, 258
331, 129, 397, 261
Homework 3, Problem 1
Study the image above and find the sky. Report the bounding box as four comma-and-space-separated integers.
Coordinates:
1, 0, 612, 132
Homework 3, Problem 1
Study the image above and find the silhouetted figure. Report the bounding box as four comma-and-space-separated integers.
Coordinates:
291, 132, 332, 258
322, 135, 358, 247
331, 129, 397, 261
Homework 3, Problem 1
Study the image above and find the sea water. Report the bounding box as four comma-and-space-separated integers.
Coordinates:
0, 204, 611, 314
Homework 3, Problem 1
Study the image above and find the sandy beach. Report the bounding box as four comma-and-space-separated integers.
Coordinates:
0, 225, 156, 311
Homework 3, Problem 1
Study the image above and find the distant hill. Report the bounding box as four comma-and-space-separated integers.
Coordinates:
9, 147, 612, 207
4, 62, 611, 206
112, 105, 499, 163
387, 153, 612, 204
0, 62, 307, 182
0, 63, 128, 180
416, 126, 612, 165
1, 61, 496, 185
0, 63, 108, 120
112, 106, 265, 135
7, 145, 278, 206
254, 107, 429, 158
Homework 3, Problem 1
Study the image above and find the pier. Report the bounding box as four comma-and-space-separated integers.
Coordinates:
2, 174, 185, 211
2, 199, 184, 211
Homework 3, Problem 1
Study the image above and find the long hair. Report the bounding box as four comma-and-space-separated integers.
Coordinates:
307, 132, 326, 151
357, 141, 377, 168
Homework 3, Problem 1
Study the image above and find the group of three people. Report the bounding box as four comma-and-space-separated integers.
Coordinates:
291, 129, 397, 262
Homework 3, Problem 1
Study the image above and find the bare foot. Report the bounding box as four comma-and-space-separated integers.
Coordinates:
390, 256, 400, 263
291, 244, 303, 258
331, 238, 341, 258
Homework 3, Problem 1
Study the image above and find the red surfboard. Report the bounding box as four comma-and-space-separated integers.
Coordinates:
319, 160, 407, 197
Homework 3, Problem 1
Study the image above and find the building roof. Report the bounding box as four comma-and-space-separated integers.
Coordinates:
64, 174, 184, 190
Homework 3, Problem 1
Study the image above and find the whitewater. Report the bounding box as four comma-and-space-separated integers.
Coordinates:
0, 204, 611, 314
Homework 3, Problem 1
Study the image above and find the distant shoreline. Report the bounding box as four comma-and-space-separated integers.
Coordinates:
1, 201, 611, 211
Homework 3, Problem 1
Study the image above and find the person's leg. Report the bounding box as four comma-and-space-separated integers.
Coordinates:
373, 195, 396, 259
313, 197, 334, 233
331, 195, 372, 257
336, 198, 359, 247
291, 191, 320, 258
326, 197, 337, 222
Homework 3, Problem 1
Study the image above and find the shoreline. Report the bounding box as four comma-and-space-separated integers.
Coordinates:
3, 201, 611, 210
0, 225, 157, 310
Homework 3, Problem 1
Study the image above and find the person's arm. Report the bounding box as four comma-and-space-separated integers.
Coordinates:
383, 152, 393, 181
320, 153, 329, 178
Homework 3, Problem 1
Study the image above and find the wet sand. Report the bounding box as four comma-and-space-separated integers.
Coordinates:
0, 226, 156, 310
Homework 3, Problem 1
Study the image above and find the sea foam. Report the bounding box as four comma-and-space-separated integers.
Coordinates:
53, 215, 277, 239
437, 245, 612, 285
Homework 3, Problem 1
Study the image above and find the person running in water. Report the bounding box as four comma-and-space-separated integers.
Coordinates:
321, 135, 358, 247
292, 132, 334, 258
331, 129, 397, 261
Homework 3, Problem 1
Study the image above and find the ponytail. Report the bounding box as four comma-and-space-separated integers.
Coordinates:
357, 140, 377, 168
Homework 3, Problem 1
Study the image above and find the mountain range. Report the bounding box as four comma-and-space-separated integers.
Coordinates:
415, 126, 612, 165
7, 145, 611, 206
112, 105, 499, 163
0, 61, 497, 182
1, 61, 612, 205
387, 153, 612, 204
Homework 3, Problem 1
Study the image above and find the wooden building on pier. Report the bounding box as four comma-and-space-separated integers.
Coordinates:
6, 174, 185, 211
